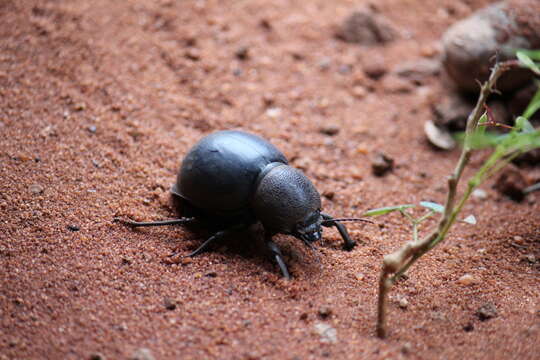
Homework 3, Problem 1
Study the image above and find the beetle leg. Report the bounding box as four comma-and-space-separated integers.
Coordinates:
321, 213, 356, 251
114, 217, 196, 227
185, 229, 231, 257
265, 238, 291, 280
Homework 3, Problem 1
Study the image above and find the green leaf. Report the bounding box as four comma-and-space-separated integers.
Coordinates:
522, 85, 540, 119
362, 204, 415, 217
515, 116, 535, 133
516, 49, 540, 61
419, 201, 444, 213
516, 51, 540, 75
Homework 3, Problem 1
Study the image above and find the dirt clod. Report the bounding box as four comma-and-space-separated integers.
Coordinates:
371, 152, 394, 176
476, 303, 498, 321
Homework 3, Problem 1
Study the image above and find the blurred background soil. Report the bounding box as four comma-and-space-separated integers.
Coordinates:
0, 0, 538, 359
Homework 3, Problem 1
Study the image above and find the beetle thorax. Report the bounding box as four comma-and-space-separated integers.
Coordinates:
251, 164, 322, 236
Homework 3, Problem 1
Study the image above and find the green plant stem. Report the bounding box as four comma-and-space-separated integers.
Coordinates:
376, 61, 514, 339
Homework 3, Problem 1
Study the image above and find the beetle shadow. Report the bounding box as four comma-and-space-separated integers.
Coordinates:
160, 221, 324, 279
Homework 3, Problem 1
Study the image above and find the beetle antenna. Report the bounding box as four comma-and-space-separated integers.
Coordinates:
321, 217, 374, 224
114, 217, 196, 227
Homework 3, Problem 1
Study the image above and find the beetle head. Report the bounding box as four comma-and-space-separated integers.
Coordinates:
293, 209, 323, 245
252, 164, 322, 240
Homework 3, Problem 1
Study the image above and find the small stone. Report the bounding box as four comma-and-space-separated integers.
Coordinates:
130, 348, 155, 360
314, 322, 337, 344
458, 274, 478, 286
401, 342, 412, 355
351, 85, 367, 98
472, 189, 488, 200
67, 225, 80, 232
185, 48, 200, 61
318, 307, 332, 319
89, 353, 106, 360
318, 57, 331, 71
523, 254, 536, 264
163, 298, 177, 311
181, 257, 193, 265
319, 124, 340, 136
463, 322, 474, 332
362, 55, 387, 79
74, 102, 86, 111
398, 297, 409, 309
29, 184, 44, 195
322, 191, 335, 200
476, 303, 497, 321
265, 107, 282, 118
424, 120, 456, 150
338, 9, 398, 45
299, 312, 308, 321
87, 125, 97, 133
371, 152, 394, 177
205, 271, 217, 278
235, 46, 249, 60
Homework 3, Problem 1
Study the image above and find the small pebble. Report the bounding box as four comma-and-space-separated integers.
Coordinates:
319, 124, 340, 136
371, 152, 394, 176
476, 303, 497, 321
235, 46, 249, 60
523, 254, 536, 264
67, 225, 80, 232
314, 322, 337, 344
318, 306, 332, 319
265, 107, 282, 118
89, 353, 106, 360
29, 184, 44, 195
463, 322, 474, 332
163, 298, 177, 311
130, 348, 155, 360
87, 125, 97, 133
458, 274, 478, 286
398, 297, 409, 309
472, 189, 487, 200
205, 271, 218, 278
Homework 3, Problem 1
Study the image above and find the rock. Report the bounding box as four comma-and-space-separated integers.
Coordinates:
472, 189, 488, 200
130, 348, 155, 360
67, 225, 80, 232
458, 274, 478, 286
87, 125, 97, 133
318, 306, 333, 319
463, 322, 475, 332
163, 298, 177, 310
319, 124, 340, 136
442, 1, 539, 93
424, 120, 456, 150
235, 46, 249, 61
394, 59, 440, 84
89, 353, 105, 360
432, 94, 473, 131
398, 297, 409, 309
362, 55, 388, 79
371, 152, 394, 176
338, 9, 398, 45
29, 184, 44, 195
476, 303, 498, 321
494, 167, 528, 201
314, 322, 337, 344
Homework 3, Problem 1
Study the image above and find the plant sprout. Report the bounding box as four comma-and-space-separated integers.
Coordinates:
366, 50, 540, 338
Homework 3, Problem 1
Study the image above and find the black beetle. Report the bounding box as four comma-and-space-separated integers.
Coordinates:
117, 130, 366, 279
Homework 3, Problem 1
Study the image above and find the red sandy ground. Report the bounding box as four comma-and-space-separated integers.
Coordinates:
1, 0, 538, 359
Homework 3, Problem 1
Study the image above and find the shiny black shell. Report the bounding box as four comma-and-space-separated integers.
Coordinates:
172, 130, 288, 216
